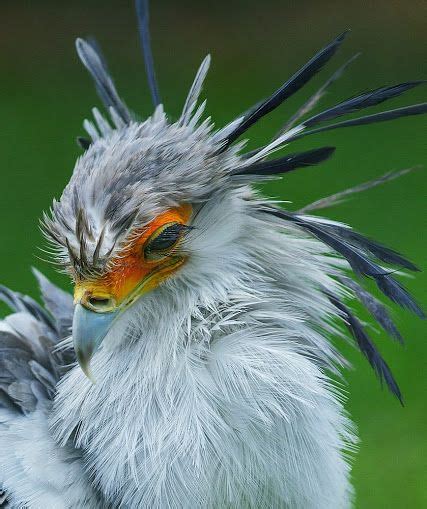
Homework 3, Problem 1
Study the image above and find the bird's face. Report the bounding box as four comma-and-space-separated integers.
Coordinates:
72, 204, 193, 378
43, 115, 243, 379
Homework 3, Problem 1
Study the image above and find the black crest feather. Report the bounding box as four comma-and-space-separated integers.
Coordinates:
135, 0, 161, 107
328, 226, 420, 272
279, 53, 361, 134
327, 292, 403, 403
262, 207, 424, 318
375, 276, 424, 318
221, 31, 349, 149
339, 276, 403, 343
298, 103, 427, 139
303, 81, 425, 128
234, 147, 335, 177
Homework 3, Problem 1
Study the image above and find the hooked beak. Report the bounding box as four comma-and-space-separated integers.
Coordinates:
72, 303, 119, 381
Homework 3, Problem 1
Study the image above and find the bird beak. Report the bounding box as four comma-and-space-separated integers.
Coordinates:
72, 303, 119, 381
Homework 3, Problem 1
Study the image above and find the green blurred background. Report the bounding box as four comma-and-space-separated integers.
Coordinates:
0, 1, 425, 506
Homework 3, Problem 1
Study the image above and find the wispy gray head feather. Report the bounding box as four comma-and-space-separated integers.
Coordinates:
43, 107, 244, 277
75, 39, 131, 125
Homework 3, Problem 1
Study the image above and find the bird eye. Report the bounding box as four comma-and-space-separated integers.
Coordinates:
144, 223, 185, 260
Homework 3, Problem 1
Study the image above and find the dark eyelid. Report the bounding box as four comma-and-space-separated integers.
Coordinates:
144, 223, 190, 258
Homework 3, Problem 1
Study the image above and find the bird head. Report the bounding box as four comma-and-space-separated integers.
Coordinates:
43, 91, 250, 378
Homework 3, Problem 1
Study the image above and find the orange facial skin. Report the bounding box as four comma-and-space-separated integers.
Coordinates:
74, 204, 192, 309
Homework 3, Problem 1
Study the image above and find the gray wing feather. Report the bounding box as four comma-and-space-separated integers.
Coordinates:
31, 267, 74, 339
0, 271, 75, 417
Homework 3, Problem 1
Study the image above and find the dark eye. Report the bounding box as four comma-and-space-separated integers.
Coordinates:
145, 223, 185, 260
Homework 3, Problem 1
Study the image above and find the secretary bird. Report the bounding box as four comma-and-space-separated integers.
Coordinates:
0, 1, 425, 507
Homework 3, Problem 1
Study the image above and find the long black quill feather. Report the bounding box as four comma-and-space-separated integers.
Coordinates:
297, 103, 427, 138
327, 293, 403, 403
329, 227, 420, 272
375, 275, 425, 318
339, 276, 403, 343
221, 31, 349, 149
234, 147, 335, 177
264, 208, 391, 276
243, 103, 427, 159
279, 53, 361, 134
303, 81, 425, 127
135, 0, 161, 107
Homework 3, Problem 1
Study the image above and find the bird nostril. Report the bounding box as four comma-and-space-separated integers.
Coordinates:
86, 296, 115, 312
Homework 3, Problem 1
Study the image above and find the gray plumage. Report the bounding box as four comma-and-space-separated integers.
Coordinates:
76, 39, 131, 125
0, 278, 70, 416
1, 1, 425, 507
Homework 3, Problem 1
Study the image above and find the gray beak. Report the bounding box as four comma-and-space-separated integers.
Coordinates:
72, 304, 119, 381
